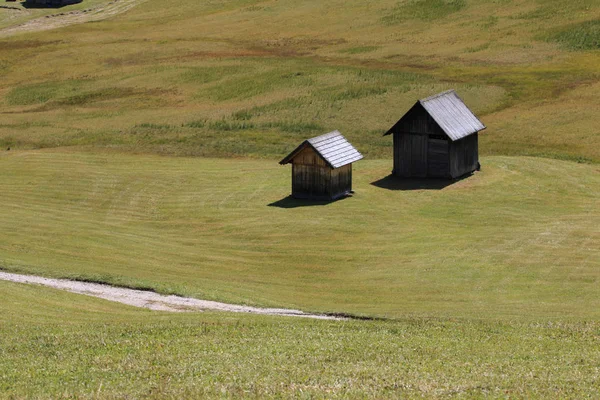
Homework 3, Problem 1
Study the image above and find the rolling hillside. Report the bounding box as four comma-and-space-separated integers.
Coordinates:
1, 0, 599, 397
1, 150, 598, 320
0, 0, 599, 161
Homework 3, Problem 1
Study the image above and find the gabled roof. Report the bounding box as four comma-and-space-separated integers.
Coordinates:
384, 90, 486, 141
279, 130, 363, 169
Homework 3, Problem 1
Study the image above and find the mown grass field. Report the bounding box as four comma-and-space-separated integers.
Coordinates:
1, 150, 598, 320
1, 0, 600, 397
2, 281, 600, 398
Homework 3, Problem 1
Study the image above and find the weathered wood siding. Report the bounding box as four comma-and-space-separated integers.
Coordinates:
393, 104, 446, 136
291, 147, 330, 199
427, 137, 450, 178
393, 133, 428, 178
329, 164, 352, 199
393, 104, 444, 178
290, 146, 352, 200
292, 147, 328, 167
391, 103, 477, 179
449, 133, 479, 178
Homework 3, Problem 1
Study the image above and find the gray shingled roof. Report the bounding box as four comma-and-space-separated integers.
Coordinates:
419, 90, 485, 141
384, 90, 486, 141
280, 130, 363, 169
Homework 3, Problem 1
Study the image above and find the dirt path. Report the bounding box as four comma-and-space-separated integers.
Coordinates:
0, 0, 147, 38
0, 271, 342, 320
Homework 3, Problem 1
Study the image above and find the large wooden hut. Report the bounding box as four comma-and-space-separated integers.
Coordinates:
384, 90, 486, 179
280, 130, 363, 200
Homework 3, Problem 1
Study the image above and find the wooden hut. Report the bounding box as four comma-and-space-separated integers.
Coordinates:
279, 130, 363, 200
384, 90, 486, 179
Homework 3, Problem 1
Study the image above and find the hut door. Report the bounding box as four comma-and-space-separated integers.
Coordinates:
396, 133, 427, 178
427, 137, 449, 178
410, 135, 427, 178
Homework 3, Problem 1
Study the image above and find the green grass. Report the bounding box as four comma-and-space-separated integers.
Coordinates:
382, 0, 467, 25
2, 281, 600, 398
548, 19, 600, 50
0, 150, 598, 320
6, 80, 87, 106
2, 0, 600, 396
1, 0, 599, 162
177, 65, 247, 85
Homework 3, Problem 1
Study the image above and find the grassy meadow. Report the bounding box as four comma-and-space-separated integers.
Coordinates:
2, 281, 600, 398
1, 150, 598, 320
1, 0, 600, 397
0, 0, 599, 161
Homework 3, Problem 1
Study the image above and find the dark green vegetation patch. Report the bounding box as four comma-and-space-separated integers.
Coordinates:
6, 80, 85, 106
548, 19, 600, 50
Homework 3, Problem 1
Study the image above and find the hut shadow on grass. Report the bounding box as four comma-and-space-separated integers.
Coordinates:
371, 174, 471, 191
22, 3, 67, 8
268, 195, 348, 209
22, 0, 82, 8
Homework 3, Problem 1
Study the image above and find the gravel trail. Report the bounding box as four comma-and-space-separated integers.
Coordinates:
0, 271, 342, 320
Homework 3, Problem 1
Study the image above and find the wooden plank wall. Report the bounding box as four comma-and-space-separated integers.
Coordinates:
427, 138, 450, 178
410, 135, 427, 177
291, 147, 328, 168
291, 147, 331, 199
393, 105, 445, 178
292, 164, 330, 198
330, 164, 352, 199
449, 133, 479, 178
290, 146, 353, 200
394, 133, 428, 178
395, 105, 446, 136
391, 104, 483, 179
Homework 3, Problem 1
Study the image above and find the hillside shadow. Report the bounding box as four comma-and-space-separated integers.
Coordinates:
371, 174, 470, 191
268, 195, 348, 209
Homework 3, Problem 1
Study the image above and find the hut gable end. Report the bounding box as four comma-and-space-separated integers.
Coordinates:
279, 130, 363, 169
291, 146, 328, 167
385, 103, 446, 137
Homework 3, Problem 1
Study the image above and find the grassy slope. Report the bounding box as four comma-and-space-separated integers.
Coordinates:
2, 281, 600, 398
1, 1, 600, 397
0, 0, 599, 161
0, 0, 110, 30
1, 150, 598, 320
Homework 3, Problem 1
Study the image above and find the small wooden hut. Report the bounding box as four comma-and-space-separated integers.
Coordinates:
280, 130, 363, 200
384, 90, 486, 179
